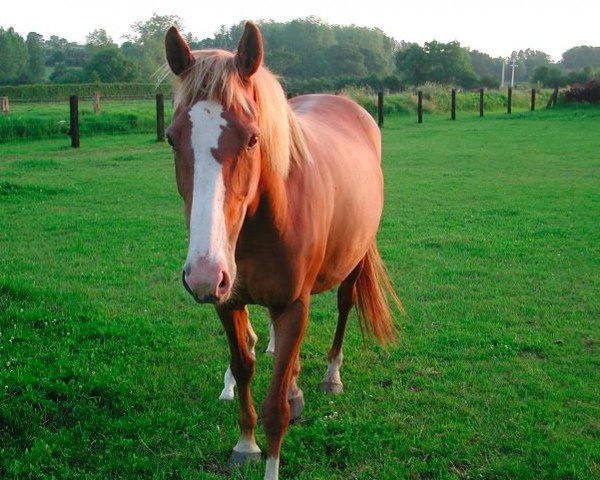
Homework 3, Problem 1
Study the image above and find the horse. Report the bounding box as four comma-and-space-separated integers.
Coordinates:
164, 21, 402, 480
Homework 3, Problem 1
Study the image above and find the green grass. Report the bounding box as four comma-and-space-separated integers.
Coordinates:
1, 106, 599, 479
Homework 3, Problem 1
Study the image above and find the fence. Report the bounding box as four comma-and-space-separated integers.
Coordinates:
406, 86, 558, 126
0, 88, 560, 146
0, 94, 173, 145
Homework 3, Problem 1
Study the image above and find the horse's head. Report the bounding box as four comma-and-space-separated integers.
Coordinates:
165, 23, 265, 304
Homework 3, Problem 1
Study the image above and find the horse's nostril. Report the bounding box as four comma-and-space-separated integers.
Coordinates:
216, 270, 231, 298
182, 270, 194, 297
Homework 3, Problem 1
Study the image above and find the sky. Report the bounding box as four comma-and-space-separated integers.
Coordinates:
3, 0, 600, 61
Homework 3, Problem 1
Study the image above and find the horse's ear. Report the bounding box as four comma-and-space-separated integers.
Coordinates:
165, 26, 195, 76
236, 21, 263, 79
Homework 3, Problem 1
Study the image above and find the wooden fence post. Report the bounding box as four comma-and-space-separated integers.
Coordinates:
451, 89, 456, 120
93, 91, 100, 114
417, 90, 423, 124
530, 88, 536, 111
507, 87, 512, 114
546, 87, 559, 108
377, 91, 384, 127
69, 95, 80, 148
479, 88, 484, 117
156, 94, 165, 142
1, 96, 9, 115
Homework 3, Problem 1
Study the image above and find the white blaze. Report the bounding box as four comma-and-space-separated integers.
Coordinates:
185, 101, 227, 266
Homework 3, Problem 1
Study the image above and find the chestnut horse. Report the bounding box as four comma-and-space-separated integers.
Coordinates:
164, 21, 401, 480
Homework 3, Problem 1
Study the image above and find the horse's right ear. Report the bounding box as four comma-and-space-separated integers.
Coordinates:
165, 26, 195, 76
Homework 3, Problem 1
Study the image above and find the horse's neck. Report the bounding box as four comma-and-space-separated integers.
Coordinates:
255, 166, 290, 234
247, 158, 311, 240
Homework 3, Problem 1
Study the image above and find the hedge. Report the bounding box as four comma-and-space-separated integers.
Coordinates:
0, 83, 172, 101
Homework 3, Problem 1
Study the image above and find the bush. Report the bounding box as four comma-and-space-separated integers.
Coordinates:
563, 79, 600, 104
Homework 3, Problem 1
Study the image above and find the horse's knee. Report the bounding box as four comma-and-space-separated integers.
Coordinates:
230, 356, 255, 383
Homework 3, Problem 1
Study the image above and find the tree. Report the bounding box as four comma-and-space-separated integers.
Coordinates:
320, 44, 368, 77
395, 40, 477, 87
0, 27, 28, 84
191, 18, 397, 81
193, 22, 245, 50
126, 13, 183, 80
510, 49, 552, 82
127, 13, 183, 44
24, 32, 45, 83
84, 47, 139, 82
532, 65, 566, 87
85, 29, 116, 57
395, 43, 428, 85
561, 46, 600, 71
44, 35, 86, 67
469, 50, 502, 82
49, 63, 86, 83
426, 41, 478, 86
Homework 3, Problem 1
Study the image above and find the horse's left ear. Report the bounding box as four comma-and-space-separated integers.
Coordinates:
236, 21, 263, 79
165, 26, 195, 76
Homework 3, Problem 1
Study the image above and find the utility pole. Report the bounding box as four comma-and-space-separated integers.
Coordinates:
510, 58, 518, 88
501, 61, 505, 89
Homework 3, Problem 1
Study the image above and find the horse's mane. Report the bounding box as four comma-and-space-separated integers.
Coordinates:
163, 49, 310, 178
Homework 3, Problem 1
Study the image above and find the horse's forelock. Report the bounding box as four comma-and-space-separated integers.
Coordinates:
171, 49, 311, 178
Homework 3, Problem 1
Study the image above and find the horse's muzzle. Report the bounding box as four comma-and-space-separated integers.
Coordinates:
181, 258, 232, 303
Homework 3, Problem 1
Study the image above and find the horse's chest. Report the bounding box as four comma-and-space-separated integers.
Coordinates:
234, 242, 306, 306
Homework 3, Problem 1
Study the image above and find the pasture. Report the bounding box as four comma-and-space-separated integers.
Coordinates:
1, 107, 599, 479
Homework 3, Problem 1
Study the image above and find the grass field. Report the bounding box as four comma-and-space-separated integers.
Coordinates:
1, 107, 599, 479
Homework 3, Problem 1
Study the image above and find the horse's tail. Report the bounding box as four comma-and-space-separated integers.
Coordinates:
355, 243, 403, 346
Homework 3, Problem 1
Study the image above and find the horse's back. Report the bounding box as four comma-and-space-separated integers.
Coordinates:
290, 94, 381, 160
289, 94, 384, 292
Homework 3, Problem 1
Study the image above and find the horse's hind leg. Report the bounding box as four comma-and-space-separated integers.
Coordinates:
219, 320, 258, 401
320, 262, 363, 394
287, 352, 304, 421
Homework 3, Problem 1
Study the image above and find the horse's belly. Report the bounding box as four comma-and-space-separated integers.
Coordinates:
312, 171, 383, 293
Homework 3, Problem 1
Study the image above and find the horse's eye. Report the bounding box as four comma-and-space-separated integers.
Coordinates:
247, 134, 259, 149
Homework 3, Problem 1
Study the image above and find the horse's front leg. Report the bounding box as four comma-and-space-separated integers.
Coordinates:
219, 320, 258, 401
263, 298, 309, 480
216, 305, 261, 465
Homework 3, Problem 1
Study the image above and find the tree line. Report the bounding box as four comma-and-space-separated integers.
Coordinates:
1, 15, 599, 91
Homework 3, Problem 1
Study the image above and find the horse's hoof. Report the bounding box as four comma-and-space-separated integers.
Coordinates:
320, 381, 343, 395
228, 449, 262, 467
288, 389, 304, 421
219, 388, 234, 401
